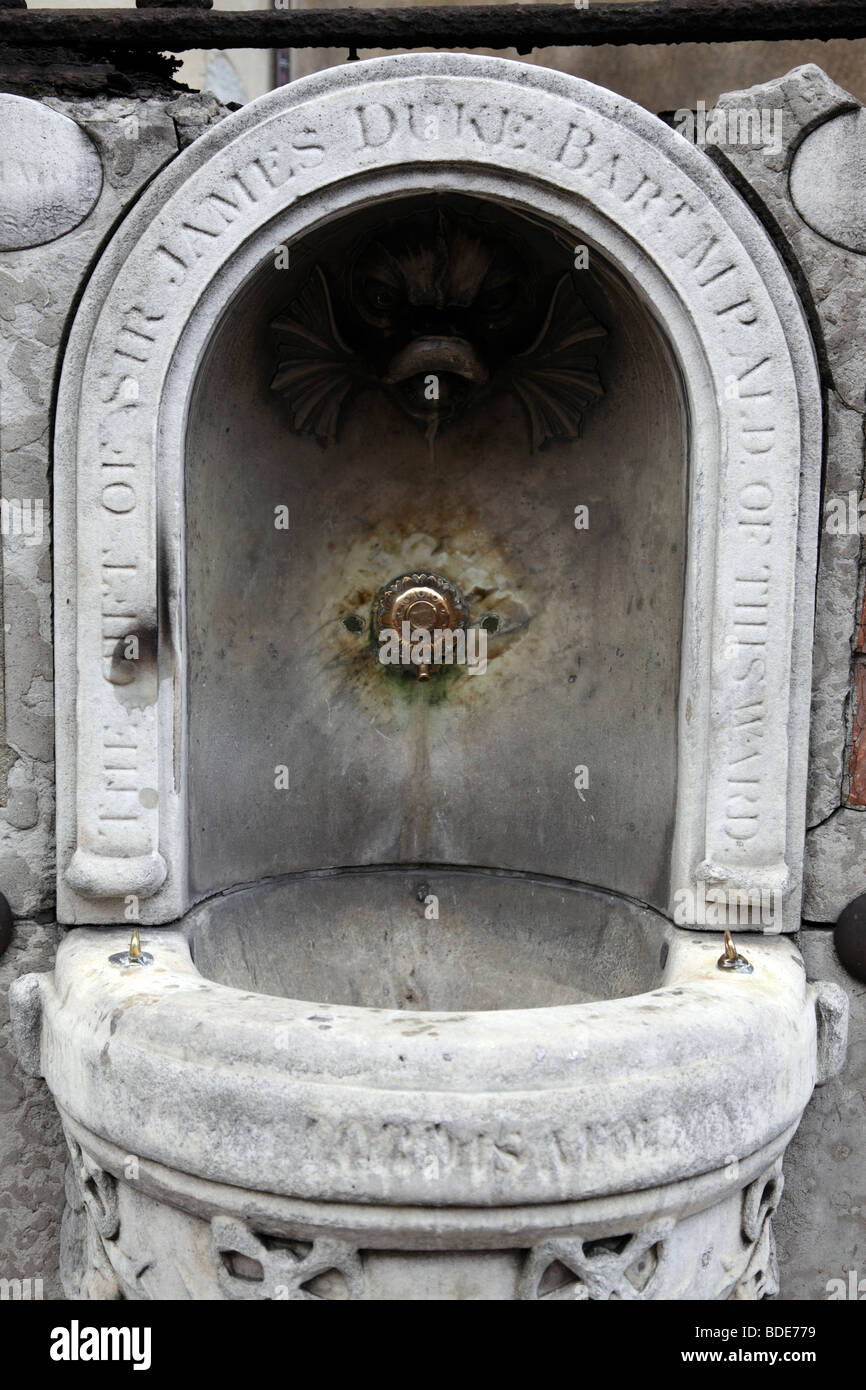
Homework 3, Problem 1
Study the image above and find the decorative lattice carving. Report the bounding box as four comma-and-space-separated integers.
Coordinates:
519, 1220, 675, 1301
212, 1216, 364, 1301
57, 1147, 790, 1300
65, 1135, 119, 1241
60, 1137, 123, 1300
730, 1158, 784, 1300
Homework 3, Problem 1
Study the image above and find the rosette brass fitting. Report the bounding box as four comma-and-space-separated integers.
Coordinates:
373, 571, 469, 680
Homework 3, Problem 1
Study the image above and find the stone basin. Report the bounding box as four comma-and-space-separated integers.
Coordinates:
12, 911, 846, 1301
184, 872, 673, 1011
21, 917, 830, 1212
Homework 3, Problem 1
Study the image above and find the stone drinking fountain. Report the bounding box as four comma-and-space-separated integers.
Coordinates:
10, 54, 849, 1300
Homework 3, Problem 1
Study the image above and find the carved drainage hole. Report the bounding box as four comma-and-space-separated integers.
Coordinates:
83, 1176, 104, 1217
760, 1180, 777, 1210
300, 1268, 351, 1301
222, 1251, 265, 1283
263, 1236, 313, 1260
624, 1243, 661, 1293
583, 1234, 632, 1259
537, 1260, 586, 1300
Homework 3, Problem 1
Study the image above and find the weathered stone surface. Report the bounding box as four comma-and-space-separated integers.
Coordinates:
813, 980, 850, 1082
54, 1151, 786, 1299
0, 94, 102, 252
0, 918, 64, 1299
50, 54, 820, 931
8, 968, 42, 1077
165, 90, 226, 148
807, 392, 865, 825
775, 928, 866, 1298
0, 60, 860, 1301
3, 784, 37, 831
187, 255, 683, 911
25, 925, 830, 1209
804, 808, 866, 922
1, 54, 832, 1302
714, 64, 866, 412
791, 107, 866, 254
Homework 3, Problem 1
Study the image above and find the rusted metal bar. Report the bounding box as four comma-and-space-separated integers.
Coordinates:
1, 1, 866, 54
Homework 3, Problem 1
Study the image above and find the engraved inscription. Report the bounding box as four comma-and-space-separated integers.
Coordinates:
101, 560, 137, 677
98, 720, 140, 831
721, 346, 781, 849
727, 566, 770, 841
153, 136, 324, 286
303, 1110, 686, 1188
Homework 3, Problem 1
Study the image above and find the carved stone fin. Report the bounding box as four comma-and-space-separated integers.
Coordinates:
270, 266, 362, 446
505, 275, 606, 450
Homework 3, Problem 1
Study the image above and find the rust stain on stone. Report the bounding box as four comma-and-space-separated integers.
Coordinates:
847, 661, 866, 805
855, 588, 866, 655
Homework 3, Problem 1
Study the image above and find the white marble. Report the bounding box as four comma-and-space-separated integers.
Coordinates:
11, 923, 847, 1299
9, 55, 847, 1302
51, 54, 821, 931
0, 95, 102, 252
791, 106, 866, 254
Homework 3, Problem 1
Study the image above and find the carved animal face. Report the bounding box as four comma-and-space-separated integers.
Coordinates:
345, 213, 535, 422
271, 207, 606, 449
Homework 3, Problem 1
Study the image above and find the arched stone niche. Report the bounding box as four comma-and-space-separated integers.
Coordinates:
182, 189, 686, 914
53, 55, 821, 928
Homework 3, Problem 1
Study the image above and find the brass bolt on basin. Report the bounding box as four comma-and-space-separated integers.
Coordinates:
109, 928, 153, 968
717, 929, 753, 974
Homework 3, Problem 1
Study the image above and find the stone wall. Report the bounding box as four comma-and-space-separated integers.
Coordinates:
775, 930, 866, 1299
0, 919, 63, 1299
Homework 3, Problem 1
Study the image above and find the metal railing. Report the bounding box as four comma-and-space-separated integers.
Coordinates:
1, 0, 865, 54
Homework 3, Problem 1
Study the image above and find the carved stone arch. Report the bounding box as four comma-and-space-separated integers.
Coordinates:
53, 54, 820, 927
